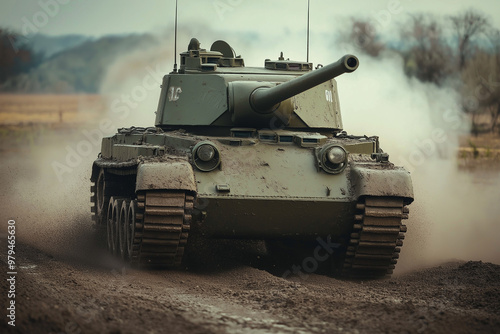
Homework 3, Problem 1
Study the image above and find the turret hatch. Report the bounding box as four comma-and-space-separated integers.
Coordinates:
179, 38, 244, 72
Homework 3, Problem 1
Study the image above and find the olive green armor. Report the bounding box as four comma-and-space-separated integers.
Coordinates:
91, 38, 413, 278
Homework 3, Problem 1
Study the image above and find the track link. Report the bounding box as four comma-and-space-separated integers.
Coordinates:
130, 191, 193, 267
342, 196, 409, 278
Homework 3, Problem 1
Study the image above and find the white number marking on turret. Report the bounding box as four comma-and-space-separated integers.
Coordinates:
325, 90, 333, 102
168, 86, 182, 101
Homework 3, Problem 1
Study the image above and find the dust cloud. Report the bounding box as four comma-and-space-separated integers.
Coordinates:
0, 130, 100, 263
340, 54, 500, 272
98, 25, 232, 128
1, 28, 499, 273
0, 29, 212, 262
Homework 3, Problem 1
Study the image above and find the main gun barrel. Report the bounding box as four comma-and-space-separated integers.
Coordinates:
250, 55, 359, 113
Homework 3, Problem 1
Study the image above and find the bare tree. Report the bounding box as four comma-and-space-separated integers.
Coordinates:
450, 10, 490, 70
401, 15, 452, 85
348, 19, 384, 57
483, 28, 500, 133
0, 28, 42, 85
461, 46, 500, 134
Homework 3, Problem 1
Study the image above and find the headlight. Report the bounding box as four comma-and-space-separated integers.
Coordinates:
326, 146, 346, 164
197, 144, 216, 162
192, 141, 220, 172
318, 144, 348, 174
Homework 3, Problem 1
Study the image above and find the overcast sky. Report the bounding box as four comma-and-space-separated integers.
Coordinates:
1, 0, 500, 38
1, 0, 500, 67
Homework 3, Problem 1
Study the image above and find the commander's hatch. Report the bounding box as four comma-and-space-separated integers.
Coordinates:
179, 38, 245, 72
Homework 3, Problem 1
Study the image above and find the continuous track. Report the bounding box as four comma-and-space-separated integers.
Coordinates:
91, 177, 193, 267
130, 191, 193, 267
342, 196, 409, 278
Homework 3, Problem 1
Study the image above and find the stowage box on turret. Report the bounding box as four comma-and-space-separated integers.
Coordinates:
90, 38, 414, 278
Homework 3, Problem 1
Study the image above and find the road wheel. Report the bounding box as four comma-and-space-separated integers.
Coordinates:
106, 197, 115, 253
119, 200, 130, 260
107, 197, 124, 256
127, 200, 138, 263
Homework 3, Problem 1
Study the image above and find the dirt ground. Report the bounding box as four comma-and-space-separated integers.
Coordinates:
0, 239, 499, 334
1, 96, 500, 334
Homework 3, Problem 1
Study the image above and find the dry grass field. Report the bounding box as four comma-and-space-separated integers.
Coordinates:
0, 94, 105, 125
458, 113, 500, 164
459, 133, 500, 164
0, 94, 106, 153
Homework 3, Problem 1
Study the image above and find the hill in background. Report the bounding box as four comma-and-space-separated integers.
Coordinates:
28, 33, 93, 58
1, 32, 158, 94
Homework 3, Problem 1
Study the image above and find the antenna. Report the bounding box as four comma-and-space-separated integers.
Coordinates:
306, 0, 310, 63
173, 0, 178, 73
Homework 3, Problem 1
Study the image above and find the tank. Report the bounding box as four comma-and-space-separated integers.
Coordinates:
90, 38, 414, 278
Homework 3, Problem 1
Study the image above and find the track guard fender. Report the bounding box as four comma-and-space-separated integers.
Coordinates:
350, 164, 414, 203
136, 160, 196, 192
91, 162, 100, 182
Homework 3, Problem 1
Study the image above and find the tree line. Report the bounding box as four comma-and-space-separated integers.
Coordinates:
0, 29, 43, 84
343, 9, 500, 135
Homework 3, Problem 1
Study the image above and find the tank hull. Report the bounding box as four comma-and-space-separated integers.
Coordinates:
91, 128, 413, 278
188, 137, 412, 239
195, 196, 354, 238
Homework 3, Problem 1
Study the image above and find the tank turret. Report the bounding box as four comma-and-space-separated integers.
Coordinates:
155, 39, 358, 130
250, 55, 359, 113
